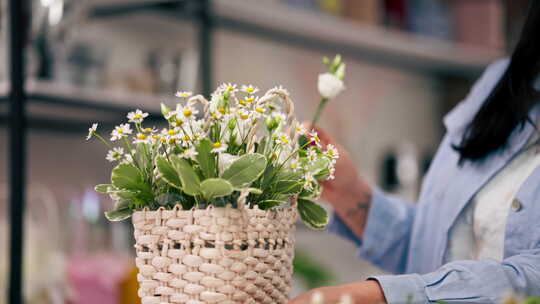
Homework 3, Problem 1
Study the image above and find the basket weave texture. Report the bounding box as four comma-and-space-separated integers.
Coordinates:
132, 205, 297, 304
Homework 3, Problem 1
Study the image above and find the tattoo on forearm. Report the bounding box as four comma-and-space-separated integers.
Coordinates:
345, 201, 369, 218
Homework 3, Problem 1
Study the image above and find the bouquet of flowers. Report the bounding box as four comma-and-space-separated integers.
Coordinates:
87, 56, 345, 229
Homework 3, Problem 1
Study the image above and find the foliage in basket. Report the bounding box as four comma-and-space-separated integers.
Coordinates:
86, 56, 345, 229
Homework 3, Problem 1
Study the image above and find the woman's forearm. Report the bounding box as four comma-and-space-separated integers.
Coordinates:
331, 179, 373, 240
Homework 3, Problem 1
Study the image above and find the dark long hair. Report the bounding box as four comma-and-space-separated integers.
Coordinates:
454, 1, 540, 162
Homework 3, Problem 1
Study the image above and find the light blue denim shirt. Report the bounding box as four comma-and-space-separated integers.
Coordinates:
329, 58, 540, 303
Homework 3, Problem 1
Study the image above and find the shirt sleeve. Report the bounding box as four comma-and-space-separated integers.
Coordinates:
327, 188, 416, 274
371, 250, 540, 304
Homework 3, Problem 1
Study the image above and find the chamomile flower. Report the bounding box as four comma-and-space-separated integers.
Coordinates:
237, 109, 251, 121
134, 133, 151, 144
106, 147, 124, 162
327, 167, 336, 180
289, 159, 302, 171
211, 141, 228, 153
241, 85, 259, 94
180, 147, 198, 160
127, 109, 149, 124
272, 112, 286, 122
245, 96, 257, 104
122, 153, 133, 164
303, 172, 316, 191
325, 144, 339, 163
307, 148, 318, 163
294, 122, 306, 136
86, 123, 98, 140
175, 91, 192, 98
308, 130, 321, 147
253, 106, 267, 118
176, 104, 199, 119
219, 83, 238, 94
275, 133, 290, 145
111, 124, 132, 141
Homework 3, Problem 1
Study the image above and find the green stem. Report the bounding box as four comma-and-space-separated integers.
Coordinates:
311, 98, 328, 127
94, 133, 113, 150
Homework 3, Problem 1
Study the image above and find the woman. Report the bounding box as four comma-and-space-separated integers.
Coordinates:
291, 2, 540, 304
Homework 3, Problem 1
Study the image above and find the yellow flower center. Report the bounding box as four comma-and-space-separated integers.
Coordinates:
183, 135, 191, 141
227, 85, 235, 92
169, 138, 177, 144
239, 99, 247, 106
218, 107, 226, 114
153, 135, 160, 140
246, 87, 254, 93
168, 129, 177, 136
271, 153, 278, 160
280, 136, 289, 144
246, 97, 255, 103
213, 142, 222, 148
255, 107, 265, 114
143, 128, 153, 133
240, 113, 249, 120
183, 109, 192, 117
291, 163, 298, 169
134, 113, 142, 119
137, 134, 147, 140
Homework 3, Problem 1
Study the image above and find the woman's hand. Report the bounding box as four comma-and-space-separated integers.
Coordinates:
305, 124, 373, 238
289, 280, 386, 304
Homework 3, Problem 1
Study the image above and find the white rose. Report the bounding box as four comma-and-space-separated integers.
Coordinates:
318, 73, 345, 99
218, 153, 239, 175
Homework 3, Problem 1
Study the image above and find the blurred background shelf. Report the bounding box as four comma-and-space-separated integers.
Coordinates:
89, 0, 503, 77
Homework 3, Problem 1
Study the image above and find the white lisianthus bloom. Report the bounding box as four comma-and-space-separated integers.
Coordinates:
218, 152, 239, 175
318, 72, 345, 99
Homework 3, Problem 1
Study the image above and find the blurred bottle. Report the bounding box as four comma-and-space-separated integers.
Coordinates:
341, 0, 381, 25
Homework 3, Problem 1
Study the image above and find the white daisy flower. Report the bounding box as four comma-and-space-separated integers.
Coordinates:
327, 167, 336, 180
289, 159, 302, 171
176, 104, 199, 119
211, 141, 228, 153
180, 147, 198, 160
294, 122, 306, 136
127, 109, 149, 124
110, 123, 132, 141
122, 153, 133, 164
275, 133, 290, 145
325, 144, 340, 163
134, 133, 151, 144
175, 91, 192, 98
241, 85, 259, 94
303, 172, 315, 191
272, 112, 286, 122
307, 148, 318, 163
308, 130, 321, 147
86, 123, 98, 140
253, 106, 267, 118
106, 147, 124, 162
219, 83, 238, 94
237, 109, 251, 121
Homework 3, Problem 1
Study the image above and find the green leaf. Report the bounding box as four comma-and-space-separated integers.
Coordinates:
222, 153, 267, 187
156, 156, 182, 189
200, 178, 234, 200
105, 208, 133, 221
196, 139, 217, 178
110, 190, 139, 200
274, 180, 304, 194
258, 200, 286, 210
307, 157, 330, 175
111, 163, 145, 191
95, 184, 114, 193
297, 199, 329, 229
170, 155, 201, 196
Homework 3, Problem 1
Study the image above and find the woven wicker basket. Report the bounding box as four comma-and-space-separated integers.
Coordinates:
132, 203, 297, 304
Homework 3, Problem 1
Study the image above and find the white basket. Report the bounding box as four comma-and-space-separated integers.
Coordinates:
132, 204, 297, 304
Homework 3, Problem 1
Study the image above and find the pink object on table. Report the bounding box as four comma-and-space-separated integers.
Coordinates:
67, 254, 131, 304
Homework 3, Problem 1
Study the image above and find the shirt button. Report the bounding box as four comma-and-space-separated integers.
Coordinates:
511, 199, 523, 212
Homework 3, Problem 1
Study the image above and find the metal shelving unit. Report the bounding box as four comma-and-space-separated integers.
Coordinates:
3, 0, 503, 303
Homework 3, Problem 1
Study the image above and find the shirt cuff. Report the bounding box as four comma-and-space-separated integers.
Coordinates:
369, 274, 428, 304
